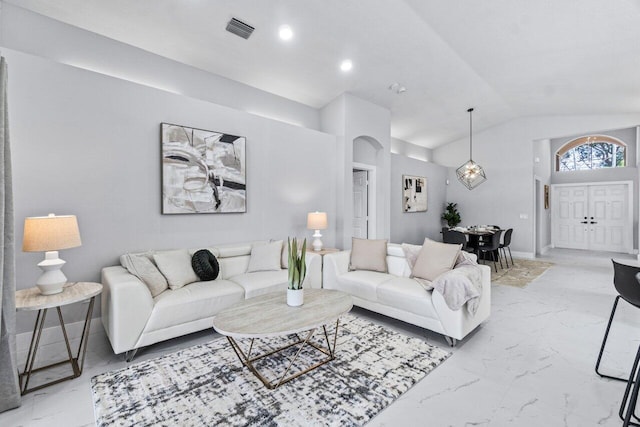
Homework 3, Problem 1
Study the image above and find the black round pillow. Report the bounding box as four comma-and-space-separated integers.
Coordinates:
191, 249, 220, 281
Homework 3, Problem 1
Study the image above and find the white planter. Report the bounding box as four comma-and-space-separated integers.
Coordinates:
287, 288, 304, 307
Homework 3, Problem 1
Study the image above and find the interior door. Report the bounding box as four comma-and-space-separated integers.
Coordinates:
353, 170, 368, 238
553, 185, 588, 249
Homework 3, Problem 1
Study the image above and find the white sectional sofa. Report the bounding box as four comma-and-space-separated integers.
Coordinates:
101, 241, 321, 360
322, 243, 491, 346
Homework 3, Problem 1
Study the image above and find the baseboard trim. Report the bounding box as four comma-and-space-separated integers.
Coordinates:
510, 251, 535, 259
16, 317, 103, 356
540, 245, 552, 255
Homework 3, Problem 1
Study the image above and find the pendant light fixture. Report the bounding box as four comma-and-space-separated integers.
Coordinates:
456, 107, 487, 190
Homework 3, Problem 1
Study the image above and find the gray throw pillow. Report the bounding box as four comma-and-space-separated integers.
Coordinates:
412, 238, 461, 282
349, 238, 388, 272
121, 253, 168, 297
153, 249, 199, 290
247, 241, 283, 273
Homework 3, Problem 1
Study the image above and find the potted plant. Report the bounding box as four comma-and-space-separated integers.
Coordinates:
441, 202, 462, 228
287, 237, 306, 306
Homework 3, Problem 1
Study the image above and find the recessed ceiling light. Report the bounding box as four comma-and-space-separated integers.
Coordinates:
279, 25, 293, 41
340, 59, 353, 72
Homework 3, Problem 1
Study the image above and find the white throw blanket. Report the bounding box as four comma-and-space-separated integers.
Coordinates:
402, 245, 483, 315
430, 263, 483, 315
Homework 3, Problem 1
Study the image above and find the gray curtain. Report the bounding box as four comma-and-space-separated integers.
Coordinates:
0, 56, 20, 412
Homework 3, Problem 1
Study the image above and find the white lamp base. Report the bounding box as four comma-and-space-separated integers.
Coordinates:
312, 230, 323, 251
35, 251, 67, 295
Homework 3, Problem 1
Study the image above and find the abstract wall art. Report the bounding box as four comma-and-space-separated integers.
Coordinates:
402, 175, 427, 213
161, 123, 246, 214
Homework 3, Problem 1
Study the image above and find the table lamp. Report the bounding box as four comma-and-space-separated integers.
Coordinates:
307, 211, 328, 251
22, 213, 82, 295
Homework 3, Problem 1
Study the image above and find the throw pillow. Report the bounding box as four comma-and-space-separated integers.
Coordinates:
455, 250, 478, 267
401, 243, 422, 269
191, 249, 220, 281
153, 249, 199, 290
247, 241, 283, 273
412, 238, 461, 282
121, 253, 168, 297
349, 238, 388, 273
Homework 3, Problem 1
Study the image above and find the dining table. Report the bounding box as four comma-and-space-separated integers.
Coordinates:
450, 226, 501, 254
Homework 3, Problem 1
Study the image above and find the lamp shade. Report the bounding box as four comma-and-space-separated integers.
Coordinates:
307, 212, 328, 230
23, 214, 82, 252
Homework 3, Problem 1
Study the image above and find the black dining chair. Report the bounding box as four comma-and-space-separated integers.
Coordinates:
595, 260, 640, 382
442, 229, 474, 253
500, 228, 514, 268
476, 230, 503, 272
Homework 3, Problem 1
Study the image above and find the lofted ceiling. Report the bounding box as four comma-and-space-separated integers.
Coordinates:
8, 0, 640, 149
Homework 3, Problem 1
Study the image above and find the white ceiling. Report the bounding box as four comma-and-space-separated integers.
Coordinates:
9, 0, 640, 149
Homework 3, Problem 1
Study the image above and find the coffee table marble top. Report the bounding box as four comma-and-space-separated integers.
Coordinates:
16, 282, 103, 311
213, 288, 352, 339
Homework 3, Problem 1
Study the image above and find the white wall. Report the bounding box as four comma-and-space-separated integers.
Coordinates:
391, 137, 431, 162
533, 139, 552, 252
433, 115, 640, 256
6, 49, 337, 334
390, 154, 447, 244
322, 93, 391, 249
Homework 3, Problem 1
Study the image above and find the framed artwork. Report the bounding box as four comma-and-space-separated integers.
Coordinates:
402, 175, 427, 212
161, 123, 246, 214
544, 184, 550, 209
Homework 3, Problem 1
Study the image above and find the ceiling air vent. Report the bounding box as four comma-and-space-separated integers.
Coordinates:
226, 18, 254, 39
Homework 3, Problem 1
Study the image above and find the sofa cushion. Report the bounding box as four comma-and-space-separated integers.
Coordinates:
230, 270, 288, 299
412, 239, 461, 282
377, 277, 438, 319
145, 280, 245, 332
153, 249, 199, 290
349, 238, 388, 272
247, 241, 283, 273
335, 270, 392, 302
120, 253, 169, 297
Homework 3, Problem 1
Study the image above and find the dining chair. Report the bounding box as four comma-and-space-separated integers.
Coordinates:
619, 274, 640, 426
500, 228, 514, 268
476, 230, 503, 272
442, 229, 474, 253
595, 260, 640, 382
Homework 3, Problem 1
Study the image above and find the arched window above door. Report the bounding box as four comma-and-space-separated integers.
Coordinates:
556, 135, 626, 172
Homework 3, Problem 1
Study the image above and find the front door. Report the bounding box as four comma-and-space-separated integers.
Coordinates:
353, 170, 368, 238
588, 184, 629, 252
552, 182, 631, 252
554, 185, 588, 249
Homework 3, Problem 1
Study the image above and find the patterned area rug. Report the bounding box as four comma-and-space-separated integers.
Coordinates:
491, 259, 554, 287
91, 314, 450, 427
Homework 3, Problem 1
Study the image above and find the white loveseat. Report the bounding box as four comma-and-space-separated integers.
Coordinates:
101, 241, 321, 359
322, 243, 490, 345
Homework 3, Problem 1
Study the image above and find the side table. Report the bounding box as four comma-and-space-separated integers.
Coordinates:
307, 247, 339, 256
15, 281, 102, 395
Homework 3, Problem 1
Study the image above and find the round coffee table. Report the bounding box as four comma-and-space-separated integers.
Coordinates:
213, 288, 352, 389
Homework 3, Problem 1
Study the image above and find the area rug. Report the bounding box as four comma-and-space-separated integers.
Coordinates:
91, 314, 450, 427
491, 259, 554, 287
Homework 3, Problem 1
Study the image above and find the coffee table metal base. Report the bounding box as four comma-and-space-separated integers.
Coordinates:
226, 319, 340, 389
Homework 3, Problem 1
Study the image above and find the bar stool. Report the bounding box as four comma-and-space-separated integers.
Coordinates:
596, 260, 640, 382
621, 341, 640, 426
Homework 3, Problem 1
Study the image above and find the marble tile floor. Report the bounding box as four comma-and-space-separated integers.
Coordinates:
2, 249, 640, 427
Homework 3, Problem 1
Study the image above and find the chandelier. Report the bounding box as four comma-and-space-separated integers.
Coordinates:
456, 108, 487, 190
